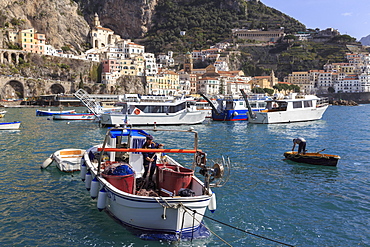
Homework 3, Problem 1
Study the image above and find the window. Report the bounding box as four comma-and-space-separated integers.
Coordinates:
303, 101, 312, 108
293, 101, 302, 108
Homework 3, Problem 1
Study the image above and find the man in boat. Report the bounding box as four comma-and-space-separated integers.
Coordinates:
142, 135, 164, 181
292, 138, 307, 154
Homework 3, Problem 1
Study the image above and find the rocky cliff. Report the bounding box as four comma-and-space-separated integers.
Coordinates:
0, 0, 159, 53
0, 0, 90, 53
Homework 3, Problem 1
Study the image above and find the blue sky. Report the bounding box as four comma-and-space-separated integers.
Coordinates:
261, 0, 370, 40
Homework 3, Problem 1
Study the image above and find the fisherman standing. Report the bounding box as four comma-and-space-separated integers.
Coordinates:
292, 137, 307, 154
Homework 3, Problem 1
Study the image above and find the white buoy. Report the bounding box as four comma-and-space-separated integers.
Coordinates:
41, 156, 53, 169
80, 160, 87, 181
208, 193, 217, 213
97, 188, 107, 211
85, 171, 92, 191
90, 177, 100, 199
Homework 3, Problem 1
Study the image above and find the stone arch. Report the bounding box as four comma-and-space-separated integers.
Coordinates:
19, 53, 26, 64
50, 84, 65, 94
3, 80, 24, 99
3, 51, 10, 64
11, 53, 17, 64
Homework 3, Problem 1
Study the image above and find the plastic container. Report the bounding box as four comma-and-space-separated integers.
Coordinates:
102, 162, 135, 194
156, 164, 194, 196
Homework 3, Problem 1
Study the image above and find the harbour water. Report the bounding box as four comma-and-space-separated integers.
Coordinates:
0, 105, 369, 246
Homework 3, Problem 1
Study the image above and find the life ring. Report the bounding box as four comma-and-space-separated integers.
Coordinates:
134, 109, 141, 115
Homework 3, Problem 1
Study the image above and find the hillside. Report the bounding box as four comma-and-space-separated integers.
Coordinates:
0, 0, 363, 81
141, 0, 306, 53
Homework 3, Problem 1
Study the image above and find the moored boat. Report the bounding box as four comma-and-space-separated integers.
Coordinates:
52, 113, 96, 121
81, 126, 230, 240
41, 149, 85, 172
36, 109, 76, 116
201, 94, 268, 121
0, 110, 6, 118
241, 90, 329, 124
283, 151, 340, 166
99, 98, 206, 127
0, 121, 21, 130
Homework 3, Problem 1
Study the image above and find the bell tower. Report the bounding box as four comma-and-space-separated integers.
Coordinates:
184, 51, 193, 73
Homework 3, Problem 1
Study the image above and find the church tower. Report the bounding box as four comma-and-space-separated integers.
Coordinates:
94, 13, 101, 27
184, 51, 193, 73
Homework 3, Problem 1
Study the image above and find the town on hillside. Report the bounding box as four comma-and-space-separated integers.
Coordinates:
1, 13, 370, 100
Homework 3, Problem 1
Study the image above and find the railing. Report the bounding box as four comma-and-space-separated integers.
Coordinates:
74, 89, 102, 116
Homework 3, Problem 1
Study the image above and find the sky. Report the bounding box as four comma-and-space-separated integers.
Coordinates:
261, 0, 370, 41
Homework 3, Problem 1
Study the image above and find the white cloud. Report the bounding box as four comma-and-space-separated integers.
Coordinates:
342, 12, 353, 16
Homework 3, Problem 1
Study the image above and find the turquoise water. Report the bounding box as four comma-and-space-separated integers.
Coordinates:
0, 106, 369, 246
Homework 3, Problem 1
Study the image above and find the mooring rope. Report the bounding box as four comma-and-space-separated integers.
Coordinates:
180, 204, 232, 246
182, 205, 295, 247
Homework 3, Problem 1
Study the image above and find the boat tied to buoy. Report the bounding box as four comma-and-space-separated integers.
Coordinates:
80, 126, 231, 240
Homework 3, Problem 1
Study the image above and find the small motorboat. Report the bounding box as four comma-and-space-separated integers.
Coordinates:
283, 151, 341, 166
36, 109, 76, 116
52, 113, 96, 121
0, 121, 21, 130
41, 149, 85, 172
0, 110, 7, 118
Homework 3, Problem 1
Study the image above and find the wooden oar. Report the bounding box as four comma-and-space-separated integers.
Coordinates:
97, 148, 201, 154
316, 149, 325, 154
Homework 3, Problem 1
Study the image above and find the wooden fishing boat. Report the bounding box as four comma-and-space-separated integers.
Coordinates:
36, 109, 76, 116
79, 127, 231, 240
52, 113, 96, 121
0, 121, 21, 130
283, 151, 340, 166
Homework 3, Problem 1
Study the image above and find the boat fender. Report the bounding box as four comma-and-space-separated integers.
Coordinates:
90, 177, 100, 199
232, 111, 238, 116
85, 171, 92, 191
41, 156, 53, 169
80, 159, 87, 181
97, 188, 107, 211
134, 109, 141, 115
208, 193, 217, 213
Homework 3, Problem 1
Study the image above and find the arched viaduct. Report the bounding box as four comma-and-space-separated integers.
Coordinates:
0, 75, 94, 100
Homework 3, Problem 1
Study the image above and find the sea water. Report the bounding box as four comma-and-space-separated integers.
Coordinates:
0, 105, 369, 246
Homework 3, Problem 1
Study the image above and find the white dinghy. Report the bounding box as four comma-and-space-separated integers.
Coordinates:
41, 149, 85, 172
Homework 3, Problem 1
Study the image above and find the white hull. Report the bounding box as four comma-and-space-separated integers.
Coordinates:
0, 121, 21, 130
249, 105, 328, 124
100, 111, 206, 126
0, 110, 6, 118
53, 149, 85, 172
84, 151, 211, 234
53, 114, 96, 121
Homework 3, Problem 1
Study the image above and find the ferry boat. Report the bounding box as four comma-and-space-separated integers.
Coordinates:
81, 126, 230, 240
99, 98, 206, 127
241, 90, 329, 124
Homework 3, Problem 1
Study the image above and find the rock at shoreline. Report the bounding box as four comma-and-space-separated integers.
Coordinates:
332, 100, 358, 106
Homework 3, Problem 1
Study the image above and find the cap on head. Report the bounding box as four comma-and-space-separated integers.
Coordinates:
293, 138, 296, 143
146, 135, 154, 140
